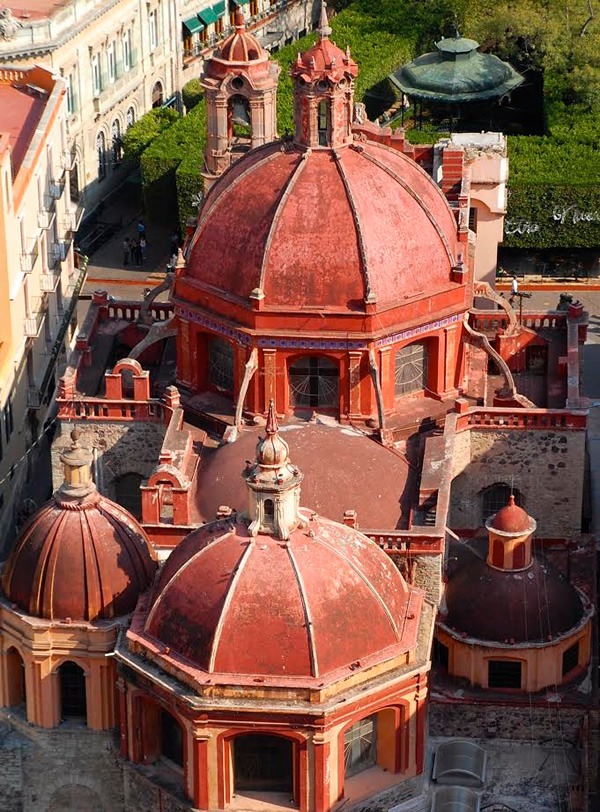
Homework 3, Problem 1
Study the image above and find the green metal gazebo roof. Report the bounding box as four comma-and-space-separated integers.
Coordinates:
389, 34, 524, 104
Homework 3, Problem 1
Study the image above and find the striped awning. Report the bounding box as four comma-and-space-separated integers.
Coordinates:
183, 15, 203, 34
198, 7, 219, 25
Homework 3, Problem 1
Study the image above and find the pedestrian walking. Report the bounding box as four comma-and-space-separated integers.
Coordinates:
132, 238, 142, 266
136, 220, 146, 240
122, 237, 131, 266
139, 236, 147, 264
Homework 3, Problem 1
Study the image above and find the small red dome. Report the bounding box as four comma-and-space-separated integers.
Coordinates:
143, 515, 422, 686
293, 36, 357, 84
2, 489, 157, 622
183, 140, 459, 313
490, 495, 532, 534
218, 10, 265, 63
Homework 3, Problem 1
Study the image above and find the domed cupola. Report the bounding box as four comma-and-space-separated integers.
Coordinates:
291, 1, 358, 148
242, 399, 306, 538
2, 430, 157, 622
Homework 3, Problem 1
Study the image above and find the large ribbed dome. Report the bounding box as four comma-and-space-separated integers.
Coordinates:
142, 514, 422, 686
2, 433, 156, 621
183, 138, 460, 312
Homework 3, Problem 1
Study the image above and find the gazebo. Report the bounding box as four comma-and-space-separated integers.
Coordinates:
389, 33, 524, 128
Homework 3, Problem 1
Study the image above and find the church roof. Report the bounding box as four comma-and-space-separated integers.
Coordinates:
2, 432, 156, 622
142, 513, 422, 686
183, 137, 460, 312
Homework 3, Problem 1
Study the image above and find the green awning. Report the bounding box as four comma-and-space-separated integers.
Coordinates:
198, 7, 218, 24
183, 15, 203, 34
213, 1, 226, 15
235, 0, 251, 5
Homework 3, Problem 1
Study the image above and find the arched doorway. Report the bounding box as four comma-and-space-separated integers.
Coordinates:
233, 734, 293, 793
58, 661, 87, 722
111, 118, 122, 164
394, 341, 429, 397
152, 81, 164, 108
289, 355, 339, 410
5, 646, 26, 707
208, 335, 234, 393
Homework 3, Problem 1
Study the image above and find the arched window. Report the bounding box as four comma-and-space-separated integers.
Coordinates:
152, 81, 164, 108
126, 106, 136, 128
317, 100, 329, 146
234, 734, 293, 793
161, 709, 184, 767
513, 541, 526, 568
114, 472, 143, 519
491, 537, 504, 568
344, 715, 377, 777
481, 483, 523, 520
59, 661, 86, 721
111, 118, 122, 164
96, 132, 107, 180
208, 336, 234, 392
394, 342, 428, 397
5, 647, 26, 707
289, 355, 339, 409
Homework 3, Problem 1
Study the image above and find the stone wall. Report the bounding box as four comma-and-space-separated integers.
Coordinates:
0, 715, 125, 812
52, 420, 167, 500
123, 766, 189, 812
449, 429, 586, 537
430, 702, 585, 743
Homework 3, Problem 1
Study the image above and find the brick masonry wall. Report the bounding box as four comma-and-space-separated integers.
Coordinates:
449, 430, 585, 537
123, 767, 190, 812
52, 421, 167, 499
430, 702, 585, 743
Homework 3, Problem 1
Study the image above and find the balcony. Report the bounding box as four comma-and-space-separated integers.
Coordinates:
27, 387, 42, 409
24, 303, 45, 338
62, 145, 77, 172
40, 272, 58, 293
20, 240, 39, 273
38, 203, 56, 230
49, 178, 65, 200
50, 239, 70, 266
62, 201, 85, 234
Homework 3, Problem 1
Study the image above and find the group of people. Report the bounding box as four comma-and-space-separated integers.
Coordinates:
122, 221, 147, 267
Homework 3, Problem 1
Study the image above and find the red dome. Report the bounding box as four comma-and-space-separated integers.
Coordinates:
2, 489, 157, 622
184, 140, 460, 312
143, 515, 422, 686
217, 10, 266, 64
293, 36, 357, 83
489, 495, 532, 534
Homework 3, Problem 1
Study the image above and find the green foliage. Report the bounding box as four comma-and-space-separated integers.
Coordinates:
140, 103, 206, 228
182, 78, 204, 112
122, 108, 180, 162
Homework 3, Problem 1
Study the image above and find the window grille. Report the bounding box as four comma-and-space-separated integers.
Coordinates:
395, 342, 428, 396
344, 715, 377, 777
289, 355, 338, 408
209, 336, 234, 392
488, 660, 522, 689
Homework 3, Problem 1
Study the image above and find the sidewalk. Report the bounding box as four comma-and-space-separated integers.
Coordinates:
81, 183, 175, 299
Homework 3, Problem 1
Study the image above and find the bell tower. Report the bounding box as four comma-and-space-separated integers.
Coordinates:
201, 9, 280, 190
290, 2, 358, 149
